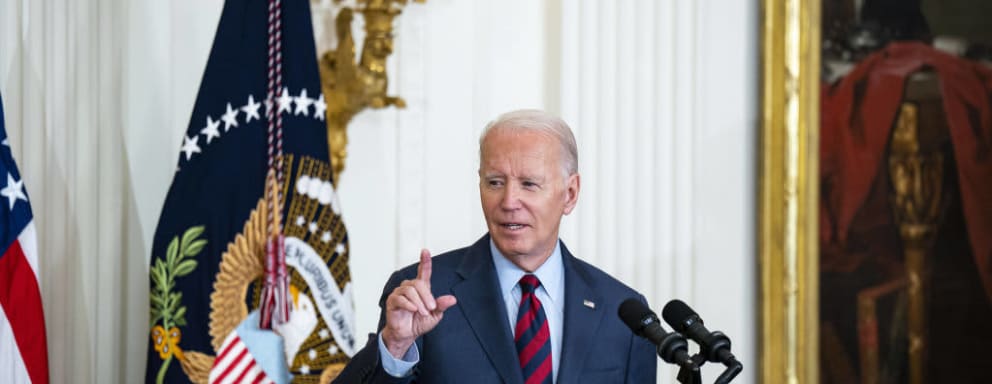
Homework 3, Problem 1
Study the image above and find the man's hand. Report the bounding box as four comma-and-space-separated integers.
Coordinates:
381, 249, 458, 358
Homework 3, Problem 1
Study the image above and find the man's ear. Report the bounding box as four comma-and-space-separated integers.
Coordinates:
562, 173, 580, 215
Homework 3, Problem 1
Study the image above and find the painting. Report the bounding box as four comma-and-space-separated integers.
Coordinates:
761, 1, 992, 383
818, 1, 992, 383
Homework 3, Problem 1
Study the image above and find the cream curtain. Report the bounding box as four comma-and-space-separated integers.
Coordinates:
2, 1, 133, 382
0, 0, 220, 382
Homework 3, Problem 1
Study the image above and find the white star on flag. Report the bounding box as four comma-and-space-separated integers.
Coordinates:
221, 103, 239, 131
1, 173, 27, 210
277, 87, 294, 114
200, 116, 221, 144
314, 94, 327, 121
181, 135, 202, 161
242, 95, 262, 123
294, 89, 314, 116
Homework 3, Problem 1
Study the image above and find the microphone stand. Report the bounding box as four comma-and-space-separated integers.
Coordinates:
713, 356, 743, 384
675, 354, 704, 384
672, 352, 742, 384
651, 331, 702, 384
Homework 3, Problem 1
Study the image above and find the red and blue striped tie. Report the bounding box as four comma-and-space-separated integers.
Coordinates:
515, 274, 553, 384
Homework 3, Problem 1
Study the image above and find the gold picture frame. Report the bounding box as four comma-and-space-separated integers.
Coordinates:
759, 0, 820, 383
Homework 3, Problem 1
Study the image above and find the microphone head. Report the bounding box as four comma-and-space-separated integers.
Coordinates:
661, 299, 698, 333
618, 298, 657, 334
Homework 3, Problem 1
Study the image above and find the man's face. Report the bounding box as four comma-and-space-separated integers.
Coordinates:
479, 128, 579, 270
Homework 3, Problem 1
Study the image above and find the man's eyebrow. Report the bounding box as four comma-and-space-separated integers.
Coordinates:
520, 173, 546, 181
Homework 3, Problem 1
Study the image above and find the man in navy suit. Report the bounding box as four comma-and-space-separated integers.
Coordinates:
335, 110, 657, 383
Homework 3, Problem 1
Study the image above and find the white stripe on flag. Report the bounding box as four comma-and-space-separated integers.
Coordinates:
209, 333, 245, 384
221, 346, 255, 384
19, 223, 39, 280
242, 364, 264, 384
0, 304, 33, 384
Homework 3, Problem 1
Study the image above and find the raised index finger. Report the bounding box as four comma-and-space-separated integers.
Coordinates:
417, 248, 432, 282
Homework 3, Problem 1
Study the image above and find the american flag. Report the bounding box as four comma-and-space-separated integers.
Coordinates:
0, 92, 49, 384
208, 312, 286, 384
210, 333, 276, 384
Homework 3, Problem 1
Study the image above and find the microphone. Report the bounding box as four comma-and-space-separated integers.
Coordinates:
618, 298, 692, 367
662, 299, 741, 369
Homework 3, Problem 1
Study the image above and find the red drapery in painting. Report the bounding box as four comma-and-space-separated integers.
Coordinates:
820, 41, 992, 302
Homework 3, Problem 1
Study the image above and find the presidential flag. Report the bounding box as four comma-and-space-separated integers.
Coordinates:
0, 92, 49, 384
145, 0, 355, 383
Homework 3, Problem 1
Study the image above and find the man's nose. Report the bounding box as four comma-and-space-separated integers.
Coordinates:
500, 185, 522, 210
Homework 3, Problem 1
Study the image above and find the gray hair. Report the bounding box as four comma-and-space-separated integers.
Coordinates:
478, 109, 579, 176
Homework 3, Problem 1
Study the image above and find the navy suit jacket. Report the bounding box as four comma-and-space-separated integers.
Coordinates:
334, 235, 657, 383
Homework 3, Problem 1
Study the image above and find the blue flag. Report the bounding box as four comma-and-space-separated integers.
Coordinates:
145, 0, 356, 382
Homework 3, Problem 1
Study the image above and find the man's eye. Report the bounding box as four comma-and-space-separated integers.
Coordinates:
488, 180, 503, 187
523, 181, 539, 189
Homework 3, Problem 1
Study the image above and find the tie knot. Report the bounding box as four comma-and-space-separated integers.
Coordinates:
519, 274, 541, 293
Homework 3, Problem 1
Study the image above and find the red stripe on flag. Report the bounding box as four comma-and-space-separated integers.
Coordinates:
0, 239, 50, 384
217, 334, 240, 360
251, 370, 267, 384
231, 355, 257, 384
215, 345, 250, 383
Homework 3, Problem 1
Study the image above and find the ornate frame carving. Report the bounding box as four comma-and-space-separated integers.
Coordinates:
759, 0, 820, 383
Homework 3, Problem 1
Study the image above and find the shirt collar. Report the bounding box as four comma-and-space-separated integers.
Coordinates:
490, 239, 564, 303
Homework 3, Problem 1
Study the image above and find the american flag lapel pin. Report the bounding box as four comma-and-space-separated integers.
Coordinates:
583, 300, 595, 309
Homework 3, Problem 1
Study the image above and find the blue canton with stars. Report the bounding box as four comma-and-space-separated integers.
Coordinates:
0, 92, 32, 257
146, 0, 335, 382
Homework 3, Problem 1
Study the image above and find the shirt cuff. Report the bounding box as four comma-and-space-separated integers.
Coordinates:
377, 333, 419, 377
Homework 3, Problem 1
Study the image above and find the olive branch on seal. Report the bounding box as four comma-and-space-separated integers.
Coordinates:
149, 225, 206, 383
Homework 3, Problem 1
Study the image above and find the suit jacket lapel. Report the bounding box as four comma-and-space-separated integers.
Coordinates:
450, 236, 523, 384
556, 244, 605, 383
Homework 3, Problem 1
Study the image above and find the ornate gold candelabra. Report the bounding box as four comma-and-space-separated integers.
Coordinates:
318, 0, 423, 185
887, 102, 943, 384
